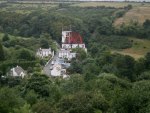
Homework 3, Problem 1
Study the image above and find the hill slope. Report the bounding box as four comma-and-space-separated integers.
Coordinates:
72, 2, 142, 8
114, 6, 150, 26
113, 38, 150, 59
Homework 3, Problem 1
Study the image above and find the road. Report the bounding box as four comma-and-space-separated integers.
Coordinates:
43, 50, 59, 76
43, 42, 60, 76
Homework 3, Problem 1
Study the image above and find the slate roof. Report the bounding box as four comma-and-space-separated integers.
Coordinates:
10, 66, 25, 76
14, 66, 25, 75
37, 48, 51, 52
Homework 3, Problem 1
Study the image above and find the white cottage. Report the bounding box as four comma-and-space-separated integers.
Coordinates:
36, 48, 54, 58
9, 66, 26, 78
50, 63, 69, 78
50, 64, 62, 77
58, 49, 76, 60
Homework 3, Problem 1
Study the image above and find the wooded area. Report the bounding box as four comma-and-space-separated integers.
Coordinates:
0, 2, 150, 113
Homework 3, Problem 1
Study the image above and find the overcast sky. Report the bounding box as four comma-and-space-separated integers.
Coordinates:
79, 0, 150, 1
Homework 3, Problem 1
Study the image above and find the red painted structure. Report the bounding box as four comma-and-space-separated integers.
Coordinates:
65, 32, 83, 44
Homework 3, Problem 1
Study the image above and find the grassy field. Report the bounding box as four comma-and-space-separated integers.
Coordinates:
114, 5, 150, 26
72, 2, 150, 26
112, 38, 150, 59
71, 2, 143, 8
0, 3, 58, 14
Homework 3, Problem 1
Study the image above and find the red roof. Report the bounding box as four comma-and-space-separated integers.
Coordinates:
65, 32, 83, 44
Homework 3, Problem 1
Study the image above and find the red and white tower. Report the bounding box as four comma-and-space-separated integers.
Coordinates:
61, 30, 86, 51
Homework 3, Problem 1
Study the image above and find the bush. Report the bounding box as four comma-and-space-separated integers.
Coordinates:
2, 33, 9, 42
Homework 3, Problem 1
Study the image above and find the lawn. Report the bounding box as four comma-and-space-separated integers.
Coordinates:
71, 2, 142, 8
112, 38, 150, 59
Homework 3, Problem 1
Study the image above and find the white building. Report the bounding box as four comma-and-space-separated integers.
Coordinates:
61, 31, 87, 52
9, 66, 26, 78
62, 43, 86, 49
58, 49, 76, 60
36, 48, 54, 58
50, 63, 69, 78
62, 30, 71, 44
51, 64, 62, 77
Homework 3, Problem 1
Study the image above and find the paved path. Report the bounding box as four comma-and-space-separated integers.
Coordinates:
43, 41, 60, 76
43, 50, 59, 76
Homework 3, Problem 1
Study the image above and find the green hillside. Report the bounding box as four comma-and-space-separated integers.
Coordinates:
114, 6, 150, 26
112, 38, 150, 59
0, 2, 150, 113
72, 1, 142, 8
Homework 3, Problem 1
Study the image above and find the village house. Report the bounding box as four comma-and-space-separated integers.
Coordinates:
58, 49, 76, 60
50, 63, 62, 77
44, 29, 87, 78
59, 30, 87, 61
9, 66, 26, 78
36, 48, 54, 58
50, 63, 68, 77
61, 30, 87, 52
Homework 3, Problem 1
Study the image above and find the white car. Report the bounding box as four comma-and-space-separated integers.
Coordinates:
51, 61, 54, 65
50, 66, 53, 70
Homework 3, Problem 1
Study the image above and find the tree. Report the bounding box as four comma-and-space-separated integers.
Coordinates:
14, 103, 33, 113
112, 81, 150, 113
0, 43, 5, 61
111, 89, 133, 113
102, 64, 118, 74
92, 93, 109, 113
32, 101, 54, 113
58, 91, 94, 113
58, 90, 109, 113
96, 73, 131, 98
134, 58, 146, 75
73, 48, 87, 61
22, 73, 51, 97
143, 19, 150, 29
25, 90, 38, 106
137, 71, 150, 81
84, 71, 96, 82
19, 24, 31, 37
96, 18, 113, 35
124, 4, 132, 10
68, 60, 82, 74
145, 52, 150, 69
113, 55, 135, 80
61, 75, 85, 94
0, 87, 24, 113
2, 33, 9, 42
83, 62, 100, 76
17, 49, 35, 60
40, 39, 49, 48
90, 44, 99, 57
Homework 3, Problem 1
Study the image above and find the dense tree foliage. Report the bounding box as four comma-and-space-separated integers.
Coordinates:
2, 33, 9, 42
0, 51, 150, 113
0, 43, 5, 61
116, 20, 150, 39
0, 3, 150, 113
